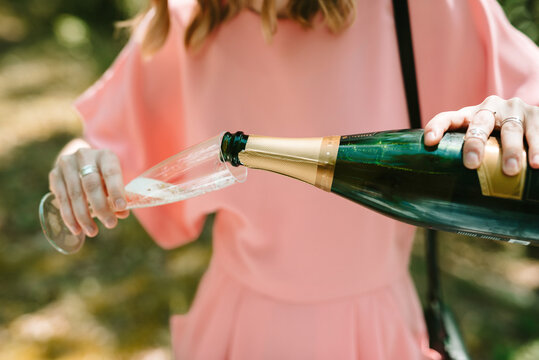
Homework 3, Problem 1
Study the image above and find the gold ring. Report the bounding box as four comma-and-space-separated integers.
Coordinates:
465, 127, 489, 144
79, 164, 99, 178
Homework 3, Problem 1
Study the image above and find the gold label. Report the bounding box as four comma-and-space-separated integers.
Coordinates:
477, 137, 526, 200
238, 135, 339, 191
239, 136, 323, 186
315, 136, 340, 191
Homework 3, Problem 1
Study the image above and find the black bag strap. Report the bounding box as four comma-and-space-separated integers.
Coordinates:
392, 0, 441, 300
391, 4, 472, 359
392, 0, 422, 129
391, 0, 444, 352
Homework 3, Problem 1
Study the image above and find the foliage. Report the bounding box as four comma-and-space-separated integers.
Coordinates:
499, 0, 539, 43
0, 134, 212, 357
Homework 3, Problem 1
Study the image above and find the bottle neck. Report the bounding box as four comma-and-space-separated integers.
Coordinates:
221, 131, 249, 167
221, 131, 340, 191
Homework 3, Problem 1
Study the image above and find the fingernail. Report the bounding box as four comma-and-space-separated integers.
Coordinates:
115, 198, 126, 210
464, 152, 479, 168
425, 131, 436, 143
504, 157, 519, 175
533, 155, 539, 167
71, 225, 82, 235
86, 226, 97, 237
105, 217, 117, 228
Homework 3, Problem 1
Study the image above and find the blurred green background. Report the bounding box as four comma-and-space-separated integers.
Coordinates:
0, 0, 538, 359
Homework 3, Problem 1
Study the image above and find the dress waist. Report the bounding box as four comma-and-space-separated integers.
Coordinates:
171, 258, 437, 360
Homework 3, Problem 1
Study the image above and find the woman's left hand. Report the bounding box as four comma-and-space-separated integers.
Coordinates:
424, 95, 539, 175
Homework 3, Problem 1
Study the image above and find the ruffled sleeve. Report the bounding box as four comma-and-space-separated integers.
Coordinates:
410, 0, 539, 122
73, 7, 207, 249
472, 0, 539, 104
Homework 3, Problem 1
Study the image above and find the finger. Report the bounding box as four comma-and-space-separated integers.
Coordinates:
59, 155, 98, 237
526, 108, 539, 169
500, 115, 526, 176
424, 107, 472, 146
76, 150, 117, 230
463, 104, 498, 169
49, 168, 81, 235
115, 210, 130, 219
97, 150, 127, 212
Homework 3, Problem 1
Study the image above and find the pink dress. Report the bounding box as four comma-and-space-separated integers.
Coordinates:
74, 0, 539, 358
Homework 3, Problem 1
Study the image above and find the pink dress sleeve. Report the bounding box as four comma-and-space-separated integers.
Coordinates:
472, 0, 539, 104
73, 10, 206, 249
411, 0, 539, 122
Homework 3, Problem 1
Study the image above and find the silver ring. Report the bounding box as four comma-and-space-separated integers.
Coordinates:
465, 127, 489, 144
79, 164, 99, 178
475, 108, 497, 117
501, 116, 524, 130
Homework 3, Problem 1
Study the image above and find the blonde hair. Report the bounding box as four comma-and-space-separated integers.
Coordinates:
127, 0, 356, 56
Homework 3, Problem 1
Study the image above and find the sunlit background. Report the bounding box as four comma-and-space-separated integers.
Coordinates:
0, 0, 538, 359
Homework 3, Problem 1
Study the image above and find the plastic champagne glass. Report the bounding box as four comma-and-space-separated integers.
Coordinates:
39, 134, 247, 254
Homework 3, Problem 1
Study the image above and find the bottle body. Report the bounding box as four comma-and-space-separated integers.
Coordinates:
221, 129, 539, 246
331, 130, 538, 245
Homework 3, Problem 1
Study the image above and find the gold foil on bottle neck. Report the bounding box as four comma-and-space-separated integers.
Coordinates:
315, 136, 340, 191
477, 137, 526, 200
238, 135, 340, 191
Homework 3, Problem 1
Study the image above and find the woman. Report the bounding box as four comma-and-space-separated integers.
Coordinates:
48, 0, 539, 358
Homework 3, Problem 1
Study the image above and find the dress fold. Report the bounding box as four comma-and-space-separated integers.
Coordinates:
172, 261, 440, 360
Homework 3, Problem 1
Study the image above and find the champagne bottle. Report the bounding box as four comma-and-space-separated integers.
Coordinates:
221, 129, 539, 246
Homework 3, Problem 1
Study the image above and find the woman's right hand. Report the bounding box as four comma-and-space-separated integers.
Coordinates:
48, 147, 129, 237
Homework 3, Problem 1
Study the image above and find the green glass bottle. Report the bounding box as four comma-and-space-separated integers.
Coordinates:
221, 129, 539, 246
